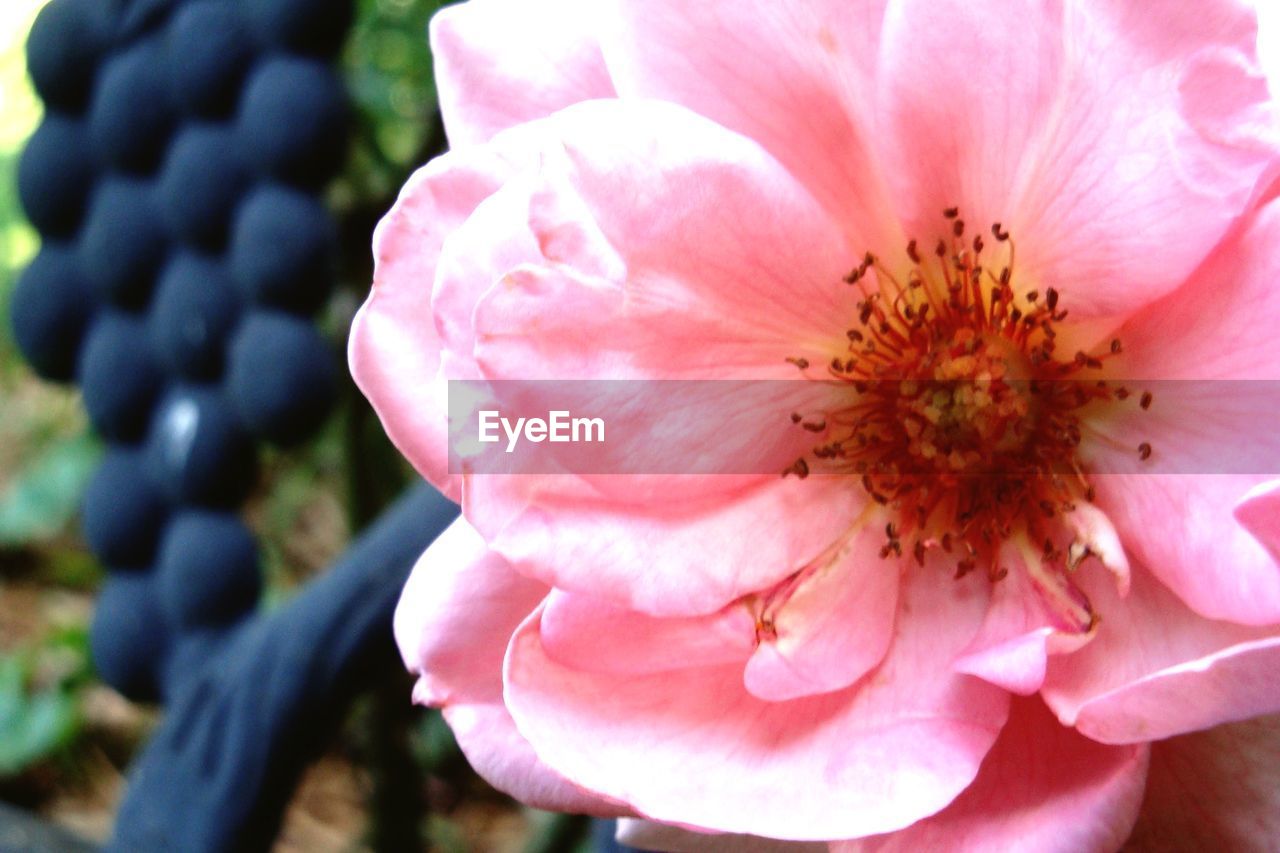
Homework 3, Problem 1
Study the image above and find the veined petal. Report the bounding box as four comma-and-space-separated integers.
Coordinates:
953, 542, 1099, 697
877, 0, 1279, 319
1083, 200, 1280, 625
598, 0, 900, 252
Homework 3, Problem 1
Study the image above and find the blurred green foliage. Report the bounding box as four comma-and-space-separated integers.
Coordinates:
0, 626, 91, 777
0, 433, 99, 549
338, 0, 449, 210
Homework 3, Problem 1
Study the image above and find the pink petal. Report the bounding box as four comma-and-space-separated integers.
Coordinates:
744, 522, 899, 701
1087, 474, 1280, 626
441, 703, 628, 818
599, 0, 900, 252
838, 697, 1148, 853
465, 99, 860, 382
430, 0, 614, 147
350, 127, 547, 500
1235, 480, 1280, 560
394, 518, 546, 704
1075, 201, 1280, 625
466, 473, 865, 617
1127, 713, 1280, 849
953, 544, 1098, 697
503, 566, 1009, 840
430, 170, 545, 382
1041, 563, 1280, 744
539, 589, 756, 675
1261, 2, 1280, 102
1104, 197, 1280, 381
462, 328, 836, 484
393, 518, 624, 815
877, 0, 1278, 319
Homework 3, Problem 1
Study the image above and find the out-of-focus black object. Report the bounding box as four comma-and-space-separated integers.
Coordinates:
17, 0, 354, 699
109, 484, 456, 852
10, 0, 463, 850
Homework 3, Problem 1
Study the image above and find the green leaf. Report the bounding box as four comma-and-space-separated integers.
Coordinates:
0, 652, 80, 776
0, 431, 100, 546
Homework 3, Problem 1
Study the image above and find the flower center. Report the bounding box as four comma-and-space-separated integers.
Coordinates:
785, 209, 1152, 581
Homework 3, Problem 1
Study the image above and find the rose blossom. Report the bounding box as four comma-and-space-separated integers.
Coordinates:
350, 0, 1280, 849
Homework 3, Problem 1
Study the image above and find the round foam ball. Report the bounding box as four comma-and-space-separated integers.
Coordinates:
17, 113, 94, 237
90, 574, 169, 702
166, 2, 256, 117
158, 124, 252, 248
9, 245, 94, 382
227, 312, 335, 446
88, 38, 176, 173
148, 253, 243, 380
81, 447, 171, 568
26, 0, 110, 111
79, 177, 169, 308
144, 387, 258, 507
241, 0, 353, 57
79, 312, 165, 442
237, 58, 346, 187
228, 184, 333, 313
155, 511, 260, 630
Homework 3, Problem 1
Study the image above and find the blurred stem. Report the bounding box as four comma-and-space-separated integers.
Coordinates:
524, 813, 592, 853
341, 386, 424, 851
338, 105, 450, 853
366, 676, 427, 852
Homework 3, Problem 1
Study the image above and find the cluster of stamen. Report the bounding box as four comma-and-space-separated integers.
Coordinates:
785, 209, 1152, 583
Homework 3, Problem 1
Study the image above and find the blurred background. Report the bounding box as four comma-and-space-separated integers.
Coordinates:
0, 1, 593, 849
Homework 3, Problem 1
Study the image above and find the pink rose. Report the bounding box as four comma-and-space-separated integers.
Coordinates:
350, 0, 1280, 848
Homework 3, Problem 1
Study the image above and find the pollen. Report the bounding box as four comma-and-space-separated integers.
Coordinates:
785, 209, 1153, 583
